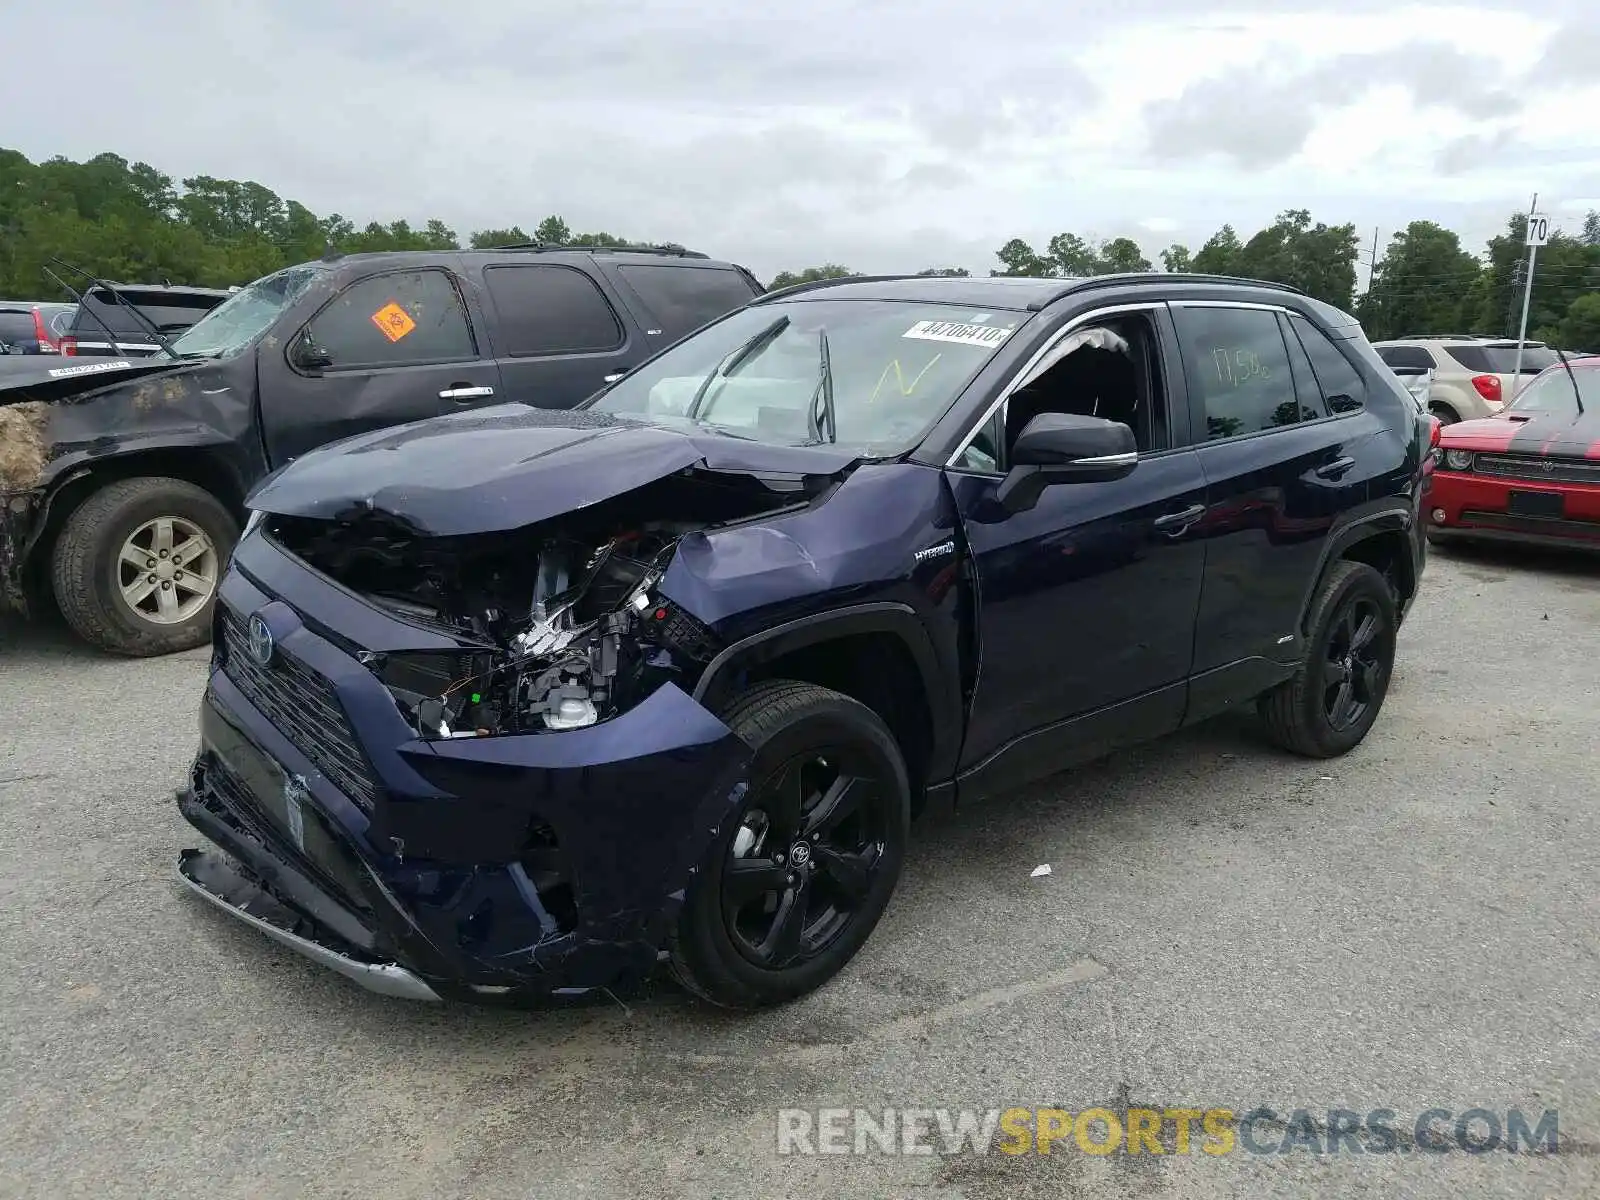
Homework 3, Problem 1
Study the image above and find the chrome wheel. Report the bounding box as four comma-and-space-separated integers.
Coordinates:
115, 516, 218, 624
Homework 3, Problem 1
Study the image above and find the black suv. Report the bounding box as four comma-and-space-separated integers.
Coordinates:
0, 245, 764, 654
60, 283, 233, 356
172, 272, 1430, 1008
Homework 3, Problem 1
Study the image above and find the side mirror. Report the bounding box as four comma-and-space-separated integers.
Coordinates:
995, 412, 1137, 513
290, 332, 333, 372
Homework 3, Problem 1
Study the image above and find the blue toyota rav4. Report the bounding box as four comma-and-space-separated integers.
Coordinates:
177, 273, 1431, 1008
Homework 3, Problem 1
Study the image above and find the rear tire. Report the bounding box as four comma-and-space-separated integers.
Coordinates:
1258, 560, 1397, 758
51, 477, 237, 657
1428, 402, 1459, 425
668, 680, 910, 1008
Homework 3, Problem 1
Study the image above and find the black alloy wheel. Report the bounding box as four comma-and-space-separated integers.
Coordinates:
668, 680, 910, 1008
1258, 559, 1398, 758
1322, 595, 1388, 732
722, 749, 889, 970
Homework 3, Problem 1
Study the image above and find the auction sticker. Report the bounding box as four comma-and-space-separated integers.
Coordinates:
371, 301, 417, 343
903, 320, 1013, 349
47, 360, 134, 378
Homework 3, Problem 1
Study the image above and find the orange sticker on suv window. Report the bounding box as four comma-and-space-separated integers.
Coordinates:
371, 301, 417, 342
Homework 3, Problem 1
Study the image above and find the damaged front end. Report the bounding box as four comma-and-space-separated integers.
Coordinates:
178, 429, 848, 1002
262, 470, 798, 742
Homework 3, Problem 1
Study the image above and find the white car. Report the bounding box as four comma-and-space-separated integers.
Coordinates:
1371, 337, 1560, 424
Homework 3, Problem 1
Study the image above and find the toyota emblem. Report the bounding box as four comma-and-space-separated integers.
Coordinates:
1542, 459, 1555, 472
788, 841, 812, 868
246, 613, 275, 666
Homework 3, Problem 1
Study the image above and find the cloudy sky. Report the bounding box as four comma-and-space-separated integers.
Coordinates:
4, 1, 1598, 280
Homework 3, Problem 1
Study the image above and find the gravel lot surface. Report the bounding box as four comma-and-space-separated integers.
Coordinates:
3, 543, 1599, 1199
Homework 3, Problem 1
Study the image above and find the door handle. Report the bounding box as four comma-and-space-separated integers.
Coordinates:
1153, 503, 1206, 533
1314, 456, 1356, 480
439, 385, 495, 401
603, 371, 626, 384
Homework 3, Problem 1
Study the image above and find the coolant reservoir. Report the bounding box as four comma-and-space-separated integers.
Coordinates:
544, 697, 599, 731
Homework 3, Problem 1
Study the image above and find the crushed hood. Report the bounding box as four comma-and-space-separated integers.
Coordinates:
246, 403, 863, 536
0, 356, 181, 405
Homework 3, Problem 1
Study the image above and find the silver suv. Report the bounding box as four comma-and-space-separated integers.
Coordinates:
1371, 336, 1559, 423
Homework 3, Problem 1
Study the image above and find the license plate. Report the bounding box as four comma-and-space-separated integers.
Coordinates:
1508, 490, 1564, 518
208, 715, 308, 854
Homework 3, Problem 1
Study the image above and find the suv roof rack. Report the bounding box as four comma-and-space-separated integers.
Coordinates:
492, 241, 710, 259
1394, 332, 1487, 341
756, 273, 916, 301
1028, 272, 1306, 311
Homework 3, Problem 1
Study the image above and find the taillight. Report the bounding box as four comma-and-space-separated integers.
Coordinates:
1428, 415, 1442, 449
58, 336, 77, 356
1471, 374, 1501, 403
31, 311, 57, 353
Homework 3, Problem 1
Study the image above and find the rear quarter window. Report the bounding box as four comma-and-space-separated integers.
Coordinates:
616, 264, 760, 341
0, 311, 36, 342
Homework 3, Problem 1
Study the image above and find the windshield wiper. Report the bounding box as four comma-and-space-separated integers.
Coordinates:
806, 326, 837, 444
1554, 347, 1586, 416
47, 258, 177, 356
685, 316, 791, 420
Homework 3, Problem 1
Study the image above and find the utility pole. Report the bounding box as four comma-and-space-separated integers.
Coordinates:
1513, 192, 1542, 391
1368, 226, 1380, 294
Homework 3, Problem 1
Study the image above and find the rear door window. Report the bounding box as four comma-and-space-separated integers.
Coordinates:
1171, 305, 1300, 439
303, 270, 478, 369
1289, 314, 1366, 413
483, 265, 625, 356
615, 264, 760, 341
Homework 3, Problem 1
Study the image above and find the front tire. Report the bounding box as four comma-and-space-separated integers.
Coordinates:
1258, 560, 1397, 758
51, 477, 237, 657
669, 680, 910, 1008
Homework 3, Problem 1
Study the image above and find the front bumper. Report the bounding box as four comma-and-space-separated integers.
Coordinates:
177, 848, 441, 1001
176, 533, 753, 1002
0, 487, 46, 615
1428, 470, 1600, 548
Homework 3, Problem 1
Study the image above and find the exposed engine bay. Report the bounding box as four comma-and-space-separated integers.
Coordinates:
264, 471, 809, 739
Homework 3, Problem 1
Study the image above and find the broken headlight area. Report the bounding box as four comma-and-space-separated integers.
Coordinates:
266, 512, 726, 740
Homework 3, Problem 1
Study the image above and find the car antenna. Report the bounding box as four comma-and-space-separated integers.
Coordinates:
47, 258, 177, 356
42, 266, 140, 360
1554, 346, 1585, 416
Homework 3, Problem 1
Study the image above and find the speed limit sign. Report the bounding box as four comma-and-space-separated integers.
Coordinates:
1526, 214, 1550, 246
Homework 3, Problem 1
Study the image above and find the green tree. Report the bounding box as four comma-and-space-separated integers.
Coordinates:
768, 264, 855, 289
1356, 221, 1483, 341
1098, 237, 1151, 273
917, 266, 971, 276
1558, 293, 1600, 350
991, 237, 1052, 277
1192, 225, 1243, 275
1581, 211, 1600, 248
1160, 244, 1192, 272
469, 226, 531, 248
534, 215, 572, 244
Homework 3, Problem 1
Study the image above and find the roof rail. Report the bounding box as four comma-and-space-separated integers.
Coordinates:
755, 273, 917, 301
493, 241, 710, 259
1027, 272, 1306, 311
1394, 332, 1485, 341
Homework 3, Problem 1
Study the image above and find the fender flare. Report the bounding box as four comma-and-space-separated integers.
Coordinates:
691, 601, 964, 783
1295, 504, 1417, 634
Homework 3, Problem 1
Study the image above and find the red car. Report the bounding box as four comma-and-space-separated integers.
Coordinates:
1428, 356, 1600, 550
